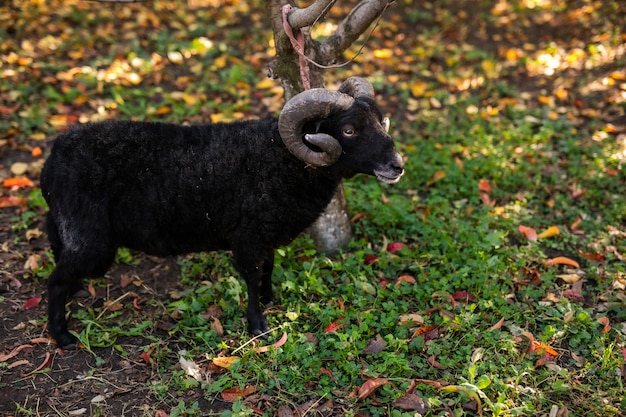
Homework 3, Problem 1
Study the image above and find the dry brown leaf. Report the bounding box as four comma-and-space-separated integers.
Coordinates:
357, 378, 389, 400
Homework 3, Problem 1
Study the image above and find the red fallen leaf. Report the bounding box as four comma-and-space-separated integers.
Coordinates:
364, 254, 379, 265
451, 291, 475, 302
563, 289, 584, 303
518, 225, 537, 241
3, 177, 34, 188
324, 318, 345, 333
357, 378, 389, 400
387, 242, 406, 252
140, 344, 156, 364
155, 411, 169, 417
320, 367, 335, 379
132, 296, 142, 311
478, 179, 492, 192
221, 385, 257, 402
23, 296, 42, 309
22, 352, 51, 377
534, 353, 556, 368
427, 354, 441, 368
598, 317, 611, 334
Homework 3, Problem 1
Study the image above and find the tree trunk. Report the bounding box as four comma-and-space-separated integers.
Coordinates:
265, 0, 393, 254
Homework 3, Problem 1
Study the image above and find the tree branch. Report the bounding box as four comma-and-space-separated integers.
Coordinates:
320, 0, 394, 60
287, 0, 337, 30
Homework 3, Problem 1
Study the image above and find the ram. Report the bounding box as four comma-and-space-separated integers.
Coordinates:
41, 77, 404, 348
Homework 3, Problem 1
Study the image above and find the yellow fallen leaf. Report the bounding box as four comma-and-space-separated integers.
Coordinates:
373, 48, 393, 59
557, 274, 582, 283
538, 226, 560, 239
212, 356, 240, 368
256, 78, 276, 89
410, 81, 428, 97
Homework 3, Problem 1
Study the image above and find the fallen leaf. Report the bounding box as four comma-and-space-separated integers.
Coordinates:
398, 313, 425, 326
451, 291, 476, 302
0, 344, 34, 362
546, 257, 580, 268
22, 352, 51, 377
324, 318, 345, 333
212, 356, 240, 368
221, 386, 257, 402
357, 378, 389, 400
597, 317, 611, 334
556, 274, 582, 283
538, 226, 560, 239
489, 317, 505, 331
3, 177, 34, 188
392, 393, 429, 412
23, 296, 42, 309
387, 242, 406, 252
362, 334, 387, 354
179, 355, 202, 381
254, 331, 288, 353
396, 274, 416, 286
478, 179, 492, 192
0, 195, 28, 207
518, 225, 537, 241
31, 146, 43, 157
320, 367, 335, 379
427, 170, 446, 185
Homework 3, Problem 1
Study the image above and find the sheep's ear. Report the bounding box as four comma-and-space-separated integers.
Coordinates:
382, 117, 390, 133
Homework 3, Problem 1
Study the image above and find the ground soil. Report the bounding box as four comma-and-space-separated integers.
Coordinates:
1, 1, 624, 416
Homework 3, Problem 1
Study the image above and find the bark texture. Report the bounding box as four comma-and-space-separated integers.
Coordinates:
266, 0, 394, 254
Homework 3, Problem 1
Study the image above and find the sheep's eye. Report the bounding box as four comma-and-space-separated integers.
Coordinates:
342, 126, 356, 137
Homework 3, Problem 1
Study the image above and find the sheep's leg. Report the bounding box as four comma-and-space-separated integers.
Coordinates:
47, 262, 80, 348
47, 244, 116, 348
233, 250, 272, 337
259, 251, 275, 307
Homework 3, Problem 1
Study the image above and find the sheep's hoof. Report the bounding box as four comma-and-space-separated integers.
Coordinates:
52, 332, 79, 349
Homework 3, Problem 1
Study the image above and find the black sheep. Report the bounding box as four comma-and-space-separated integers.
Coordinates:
40, 77, 404, 348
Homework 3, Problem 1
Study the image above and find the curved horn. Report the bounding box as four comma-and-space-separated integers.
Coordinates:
338, 77, 375, 99
278, 88, 353, 167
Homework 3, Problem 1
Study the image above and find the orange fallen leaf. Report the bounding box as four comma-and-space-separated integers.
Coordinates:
254, 331, 288, 353
0, 344, 34, 362
357, 378, 389, 400
22, 352, 51, 377
478, 179, 492, 192
427, 170, 446, 185
3, 177, 34, 188
31, 147, 43, 157
396, 275, 416, 286
489, 317, 505, 331
29, 337, 53, 344
0, 195, 28, 207
598, 317, 611, 334
546, 257, 580, 269
532, 341, 558, 357
577, 250, 604, 262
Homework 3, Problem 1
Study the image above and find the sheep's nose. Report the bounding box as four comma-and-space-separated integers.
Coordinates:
392, 152, 405, 172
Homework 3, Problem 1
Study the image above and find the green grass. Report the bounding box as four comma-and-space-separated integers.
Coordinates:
3, 0, 625, 415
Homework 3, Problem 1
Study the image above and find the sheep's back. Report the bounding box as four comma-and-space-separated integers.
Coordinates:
41, 120, 340, 256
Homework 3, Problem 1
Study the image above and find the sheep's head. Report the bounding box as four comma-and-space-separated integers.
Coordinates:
278, 77, 404, 184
